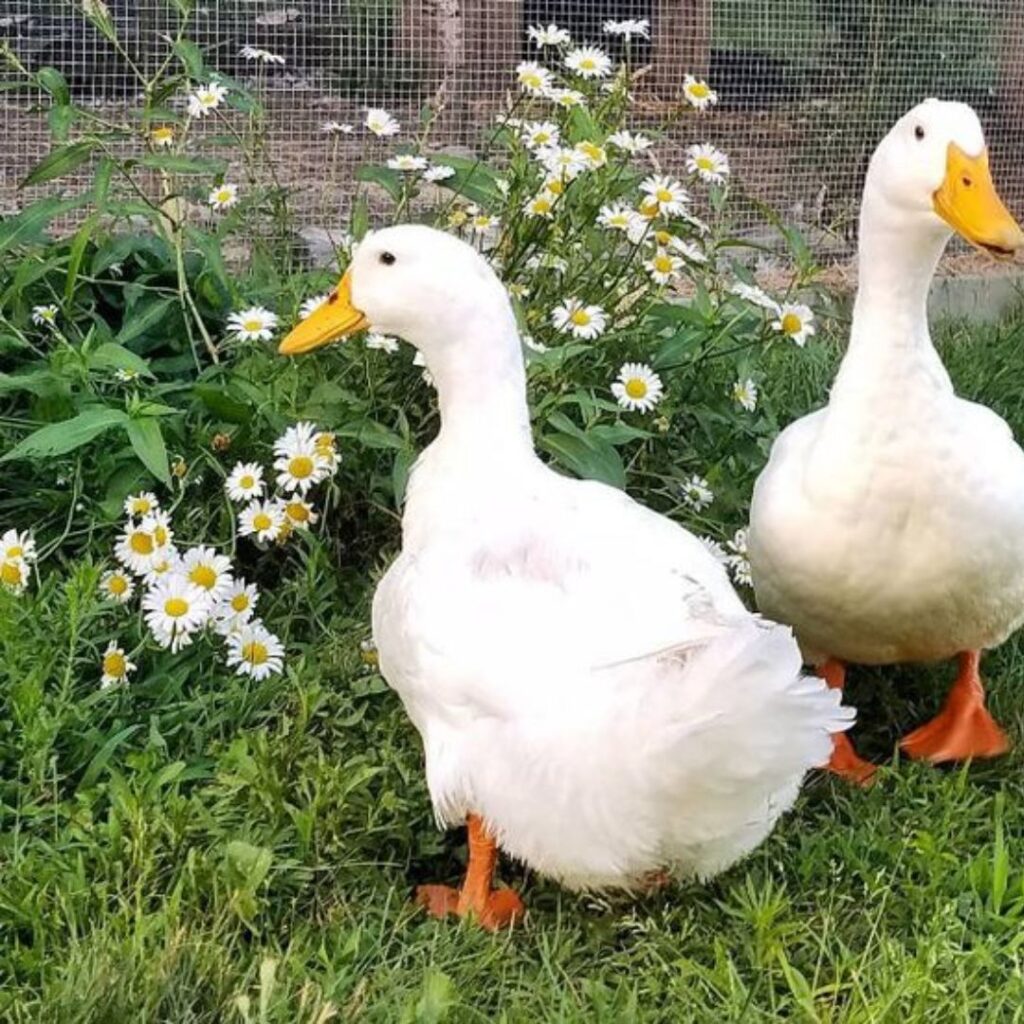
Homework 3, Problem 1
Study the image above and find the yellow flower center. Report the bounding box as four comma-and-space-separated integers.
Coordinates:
243, 318, 263, 333
625, 378, 648, 399
580, 58, 596, 70
533, 198, 552, 214
570, 309, 592, 327
240, 475, 254, 489
315, 434, 335, 455
253, 512, 273, 532
473, 216, 491, 229
639, 198, 660, 218
533, 132, 551, 145
164, 597, 189, 618
688, 82, 710, 99
546, 178, 565, 196
201, 93, 217, 106
151, 127, 173, 143
131, 499, 151, 514
288, 455, 314, 479
6, 545, 22, 558
654, 254, 674, 273
216, 189, 231, 202
1, 561, 22, 586
655, 231, 672, 246
153, 525, 169, 547
696, 156, 714, 171
130, 532, 154, 555
286, 501, 310, 523
781, 312, 802, 335
189, 565, 217, 590
656, 187, 675, 204
522, 72, 542, 89
449, 210, 468, 226
231, 593, 250, 613
242, 641, 269, 666
103, 651, 126, 678
109, 575, 128, 596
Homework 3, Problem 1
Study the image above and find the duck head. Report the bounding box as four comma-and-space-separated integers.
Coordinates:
864, 98, 1023, 259
278, 224, 516, 361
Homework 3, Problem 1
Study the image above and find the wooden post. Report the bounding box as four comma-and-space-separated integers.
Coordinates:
651, 0, 712, 95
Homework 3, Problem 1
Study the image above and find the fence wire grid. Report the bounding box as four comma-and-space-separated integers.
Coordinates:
3, 0, 1024, 262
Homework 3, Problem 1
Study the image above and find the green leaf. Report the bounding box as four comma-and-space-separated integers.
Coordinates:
36, 67, 70, 105
653, 327, 702, 370
539, 429, 626, 489
126, 417, 170, 483
351, 196, 370, 240
391, 447, 417, 508
140, 153, 228, 176
47, 103, 77, 141
93, 157, 115, 210
193, 384, 252, 424
0, 196, 85, 254
78, 725, 142, 791
225, 840, 273, 891
88, 342, 153, 378
0, 369, 62, 397
64, 213, 98, 303
185, 227, 232, 303
1, 406, 129, 462
21, 141, 97, 188
355, 165, 405, 202
116, 297, 177, 345
336, 419, 406, 450
172, 39, 206, 78
427, 153, 503, 207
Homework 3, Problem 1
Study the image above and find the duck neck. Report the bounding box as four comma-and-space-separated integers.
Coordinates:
427, 304, 534, 460
832, 192, 954, 401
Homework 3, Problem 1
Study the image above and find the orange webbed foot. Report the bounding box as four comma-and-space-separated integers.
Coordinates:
415, 884, 460, 920
818, 658, 877, 787
900, 651, 1011, 764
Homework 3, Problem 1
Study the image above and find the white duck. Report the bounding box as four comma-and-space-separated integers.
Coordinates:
280, 224, 851, 929
749, 99, 1024, 783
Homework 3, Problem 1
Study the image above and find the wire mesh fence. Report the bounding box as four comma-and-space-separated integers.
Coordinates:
3, 0, 1024, 263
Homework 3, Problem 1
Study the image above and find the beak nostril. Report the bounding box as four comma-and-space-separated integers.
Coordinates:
962, 176, 972, 187
327, 291, 339, 304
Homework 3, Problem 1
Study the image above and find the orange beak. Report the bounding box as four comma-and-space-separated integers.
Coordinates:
932, 144, 1024, 258
278, 269, 370, 355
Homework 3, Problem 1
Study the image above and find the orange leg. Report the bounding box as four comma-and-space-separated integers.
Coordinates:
415, 814, 524, 931
900, 651, 1011, 764
818, 658, 877, 786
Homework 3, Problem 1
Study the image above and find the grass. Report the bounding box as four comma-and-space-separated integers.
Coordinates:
4, 312, 1024, 1022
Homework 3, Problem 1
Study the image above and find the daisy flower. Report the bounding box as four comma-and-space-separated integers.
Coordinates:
238, 499, 285, 542
574, 140, 607, 168
602, 18, 650, 40
469, 212, 500, 234
181, 545, 234, 602
225, 621, 285, 680
772, 303, 816, 347
213, 578, 259, 634
551, 299, 607, 340
547, 87, 585, 108
726, 528, 752, 586
31, 304, 58, 327
141, 509, 173, 551
222, 463, 263, 503
423, 164, 455, 182
239, 45, 285, 65
413, 350, 435, 388
607, 129, 653, 154
114, 368, 140, 382
1, 528, 35, 564
564, 45, 612, 79
99, 568, 135, 604
321, 120, 354, 134
281, 496, 318, 531
0, 556, 29, 595
539, 145, 589, 180
114, 521, 160, 575
522, 334, 548, 354
150, 125, 174, 147
526, 253, 569, 274
639, 175, 690, 216
516, 61, 555, 96
208, 182, 239, 211
139, 544, 179, 584
365, 108, 400, 136
124, 492, 159, 518
686, 143, 730, 184
683, 74, 718, 111
680, 475, 714, 511
227, 306, 279, 342
645, 249, 684, 285
526, 23, 570, 47
143, 573, 212, 651
699, 536, 729, 565
520, 121, 560, 150
100, 641, 136, 689
732, 378, 758, 412
386, 154, 428, 172
187, 81, 227, 118
729, 281, 780, 312
611, 362, 664, 413
523, 191, 557, 219
299, 294, 329, 320
365, 331, 399, 353
668, 237, 707, 264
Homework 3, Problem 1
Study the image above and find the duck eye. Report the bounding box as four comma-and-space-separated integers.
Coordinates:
914, 125, 925, 141
379, 251, 396, 266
